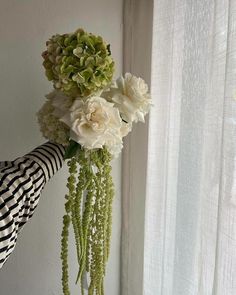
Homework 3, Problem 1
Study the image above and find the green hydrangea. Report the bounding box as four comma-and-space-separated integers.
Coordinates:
42, 29, 115, 98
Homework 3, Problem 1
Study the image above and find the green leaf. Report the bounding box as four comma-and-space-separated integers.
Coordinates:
64, 140, 81, 160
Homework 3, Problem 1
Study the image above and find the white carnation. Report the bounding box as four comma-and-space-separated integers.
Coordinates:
103, 73, 151, 123
61, 96, 124, 156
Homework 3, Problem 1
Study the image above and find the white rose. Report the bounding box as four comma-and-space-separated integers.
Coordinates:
103, 73, 151, 123
61, 96, 124, 156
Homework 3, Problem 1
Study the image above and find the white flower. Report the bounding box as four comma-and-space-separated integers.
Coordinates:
37, 100, 70, 146
46, 89, 74, 118
103, 73, 151, 123
61, 96, 124, 156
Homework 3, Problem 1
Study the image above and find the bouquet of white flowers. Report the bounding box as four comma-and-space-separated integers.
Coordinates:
37, 28, 151, 295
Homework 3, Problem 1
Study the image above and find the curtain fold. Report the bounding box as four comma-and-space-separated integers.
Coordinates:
143, 1, 236, 295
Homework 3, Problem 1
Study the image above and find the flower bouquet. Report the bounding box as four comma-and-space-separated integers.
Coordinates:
37, 28, 151, 295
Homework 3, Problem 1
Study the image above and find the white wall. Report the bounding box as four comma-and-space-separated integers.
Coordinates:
121, 1, 153, 294
0, 1, 123, 294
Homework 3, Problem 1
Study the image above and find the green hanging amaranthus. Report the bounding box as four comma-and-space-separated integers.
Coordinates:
61, 148, 114, 295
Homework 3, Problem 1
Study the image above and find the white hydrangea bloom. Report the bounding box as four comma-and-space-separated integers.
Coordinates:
46, 89, 74, 118
37, 100, 70, 146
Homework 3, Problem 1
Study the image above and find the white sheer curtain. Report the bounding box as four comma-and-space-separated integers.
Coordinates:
122, 0, 236, 294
